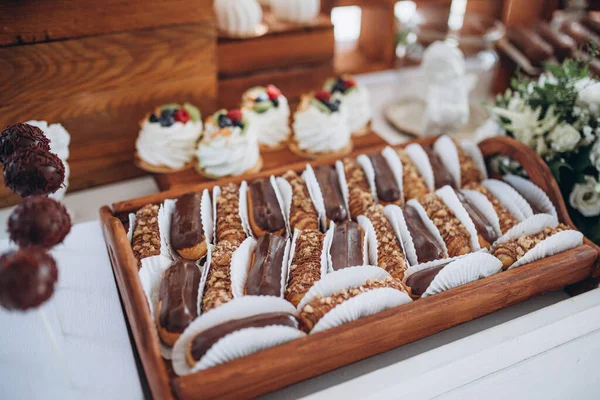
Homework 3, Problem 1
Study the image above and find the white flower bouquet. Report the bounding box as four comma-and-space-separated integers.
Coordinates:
484, 55, 600, 244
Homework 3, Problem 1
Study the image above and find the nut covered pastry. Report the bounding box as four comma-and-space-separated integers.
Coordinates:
201, 240, 239, 313
419, 193, 472, 257
282, 170, 319, 231
396, 148, 429, 201
464, 182, 517, 234
455, 141, 484, 187
343, 157, 374, 218
132, 204, 161, 267
285, 230, 325, 307
215, 183, 246, 244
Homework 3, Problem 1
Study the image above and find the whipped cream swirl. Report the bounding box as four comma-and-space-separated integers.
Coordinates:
136, 120, 202, 169
338, 86, 371, 133
246, 96, 291, 147
293, 101, 351, 154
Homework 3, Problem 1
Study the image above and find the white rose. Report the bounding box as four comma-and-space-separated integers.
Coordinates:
591, 140, 600, 172
582, 125, 595, 145
569, 175, 600, 217
576, 77, 600, 113
547, 123, 580, 152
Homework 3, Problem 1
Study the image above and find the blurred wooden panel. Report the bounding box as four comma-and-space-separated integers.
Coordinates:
0, 23, 217, 207
219, 14, 333, 78
502, 0, 559, 26
0, 0, 213, 46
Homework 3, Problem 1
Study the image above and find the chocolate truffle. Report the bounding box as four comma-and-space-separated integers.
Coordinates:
0, 123, 51, 164
3, 147, 65, 197
8, 196, 71, 248
0, 249, 58, 311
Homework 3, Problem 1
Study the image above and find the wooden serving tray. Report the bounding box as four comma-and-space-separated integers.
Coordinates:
100, 136, 600, 400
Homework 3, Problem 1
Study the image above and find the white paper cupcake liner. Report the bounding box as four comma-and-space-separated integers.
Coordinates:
324, 221, 368, 273
356, 154, 379, 202
172, 296, 303, 375
422, 252, 502, 298
507, 230, 583, 270
460, 140, 488, 180
270, 175, 290, 238
405, 143, 435, 192
158, 200, 177, 260
433, 135, 461, 188
212, 186, 221, 243
275, 177, 293, 232
436, 186, 481, 252
461, 189, 502, 239
492, 214, 559, 248
200, 189, 214, 248
230, 237, 256, 298
127, 213, 135, 243
383, 204, 418, 266
406, 199, 449, 257
503, 174, 557, 218
302, 164, 327, 231
238, 181, 252, 238
482, 179, 533, 221
404, 254, 469, 279
357, 216, 378, 269
197, 245, 214, 314
336, 160, 351, 214
381, 146, 405, 203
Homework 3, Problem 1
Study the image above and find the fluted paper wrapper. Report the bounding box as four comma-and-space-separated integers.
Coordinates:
507, 230, 583, 270
381, 146, 405, 202
482, 179, 533, 221
433, 135, 461, 188
503, 174, 557, 218
172, 296, 303, 375
302, 164, 327, 230
461, 189, 502, 238
270, 175, 290, 238
421, 252, 502, 298
200, 189, 214, 248
212, 186, 220, 243
492, 214, 558, 247
406, 143, 435, 192
405, 254, 467, 278
158, 200, 177, 260
298, 266, 411, 333
406, 199, 449, 257
275, 177, 293, 232
436, 185, 481, 251
336, 160, 351, 214
460, 140, 488, 179
324, 221, 368, 273
356, 154, 379, 202
384, 204, 418, 266
238, 180, 254, 238
127, 213, 135, 242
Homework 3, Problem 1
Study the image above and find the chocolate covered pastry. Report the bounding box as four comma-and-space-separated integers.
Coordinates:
403, 205, 445, 263
456, 191, 498, 248
298, 277, 407, 331
419, 193, 471, 257
215, 183, 246, 244
157, 260, 201, 346
132, 204, 161, 267
0, 123, 51, 164
170, 193, 207, 260
423, 147, 456, 189
245, 234, 287, 296
342, 157, 375, 218
368, 153, 402, 205
396, 148, 429, 201
201, 240, 239, 313
313, 166, 348, 224
493, 224, 569, 270
464, 182, 517, 234
282, 170, 319, 231
405, 262, 452, 298
330, 221, 365, 271
186, 312, 298, 367
363, 204, 407, 279
247, 178, 286, 237
285, 230, 325, 307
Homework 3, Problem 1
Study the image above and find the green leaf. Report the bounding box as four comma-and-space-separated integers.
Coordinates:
548, 159, 573, 184
183, 103, 201, 123
571, 146, 592, 172
160, 103, 180, 111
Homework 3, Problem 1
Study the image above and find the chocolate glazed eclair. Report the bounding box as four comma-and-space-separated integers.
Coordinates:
368, 153, 402, 206
342, 157, 375, 219
170, 193, 207, 260
313, 166, 349, 224
402, 204, 445, 263
282, 170, 319, 231
396, 148, 429, 201
185, 312, 298, 368
247, 178, 286, 238
157, 259, 201, 346
463, 182, 517, 234
405, 259, 454, 297
131, 204, 161, 267
423, 146, 456, 189
215, 183, 247, 245
245, 234, 287, 296
285, 230, 325, 307
330, 221, 365, 271
455, 191, 498, 248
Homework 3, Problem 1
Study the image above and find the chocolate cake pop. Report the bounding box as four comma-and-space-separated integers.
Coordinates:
0, 123, 51, 164
0, 249, 58, 311
8, 196, 71, 248
3, 147, 65, 197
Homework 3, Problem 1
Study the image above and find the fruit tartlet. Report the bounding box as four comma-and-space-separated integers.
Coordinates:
196, 109, 262, 179
135, 103, 202, 173
241, 84, 291, 151
290, 90, 352, 159
325, 75, 372, 136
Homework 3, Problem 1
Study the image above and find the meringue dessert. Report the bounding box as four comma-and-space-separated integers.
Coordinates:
214, 0, 266, 38
325, 75, 372, 136
290, 90, 352, 159
196, 109, 262, 179
270, 0, 320, 24
242, 84, 291, 150
135, 103, 202, 173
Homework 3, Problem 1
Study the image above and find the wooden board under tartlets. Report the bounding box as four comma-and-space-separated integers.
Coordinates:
287, 139, 353, 160
101, 135, 600, 400
194, 156, 264, 180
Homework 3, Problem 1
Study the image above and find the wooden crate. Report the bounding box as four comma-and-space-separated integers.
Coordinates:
101, 135, 599, 400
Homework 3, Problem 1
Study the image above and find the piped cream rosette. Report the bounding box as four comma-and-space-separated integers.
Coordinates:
404, 252, 502, 299
297, 266, 412, 333
432, 135, 487, 188
325, 75, 372, 135
241, 85, 291, 149
490, 214, 583, 270
172, 296, 304, 375
503, 174, 557, 217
